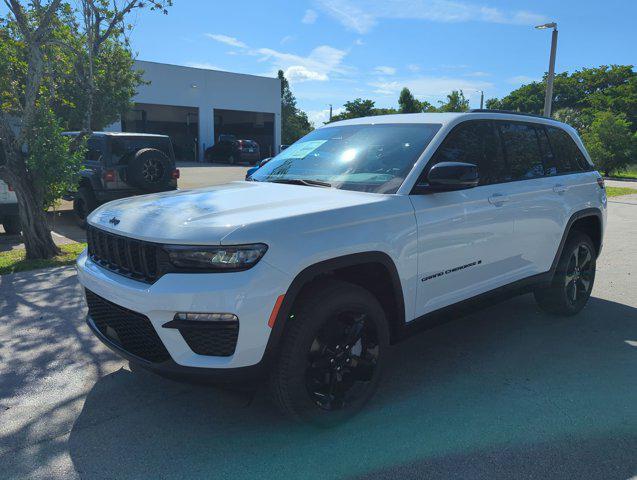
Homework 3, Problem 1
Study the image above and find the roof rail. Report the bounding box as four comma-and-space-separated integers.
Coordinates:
469, 109, 551, 119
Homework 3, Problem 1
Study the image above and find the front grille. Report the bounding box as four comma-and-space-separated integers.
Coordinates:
87, 226, 162, 283
86, 290, 170, 363
177, 323, 239, 357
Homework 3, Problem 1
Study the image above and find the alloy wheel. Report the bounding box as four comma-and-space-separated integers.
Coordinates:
142, 158, 164, 183
305, 310, 379, 411
565, 243, 594, 304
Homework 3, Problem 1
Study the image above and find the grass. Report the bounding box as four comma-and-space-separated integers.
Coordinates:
613, 165, 637, 179
0, 242, 86, 275
606, 186, 637, 197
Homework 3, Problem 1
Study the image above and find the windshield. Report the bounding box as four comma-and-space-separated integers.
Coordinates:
251, 123, 441, 193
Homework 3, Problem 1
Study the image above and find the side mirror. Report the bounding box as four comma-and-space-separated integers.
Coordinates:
425, 161, 479, 191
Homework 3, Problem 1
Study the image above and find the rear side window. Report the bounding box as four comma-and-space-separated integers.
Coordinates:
546, 126, 588, 173
86, 138, 103, 162
497, 122, 544, 180
430, 121, 506, 185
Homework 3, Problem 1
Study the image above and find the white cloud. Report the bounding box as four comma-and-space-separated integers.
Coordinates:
315, 0, 547, 33
508, 75, 537, 84
285, 66, 328, 82
407, 64, 420, 72
186, 62, 221, 70
280, 35, 294, 45
307, 107, 344, 126
369, 75, 493, 98
464, 71, 490, 77
257, 45, 348, 83
302, 9, 318, 24
204, 33, 248, 48
374, 65, 397, 75
354, 38, 365, 46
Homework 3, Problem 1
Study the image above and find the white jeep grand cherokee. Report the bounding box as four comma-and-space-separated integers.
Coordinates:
77, 111, 606, 424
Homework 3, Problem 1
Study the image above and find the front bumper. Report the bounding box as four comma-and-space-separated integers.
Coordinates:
76, 249, 292, 374
86, 313, 265, 382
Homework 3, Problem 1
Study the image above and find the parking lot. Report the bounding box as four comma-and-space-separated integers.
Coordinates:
0, 170, 636, 479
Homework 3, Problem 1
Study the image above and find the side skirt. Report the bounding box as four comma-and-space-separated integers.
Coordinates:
396, 271, 552, 341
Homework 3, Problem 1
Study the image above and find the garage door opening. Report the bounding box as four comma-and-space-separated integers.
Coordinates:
213, 109, 275, 159
122, 103, 199, 162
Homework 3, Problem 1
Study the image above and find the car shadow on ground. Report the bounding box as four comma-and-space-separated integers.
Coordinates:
57, 293, 636, 479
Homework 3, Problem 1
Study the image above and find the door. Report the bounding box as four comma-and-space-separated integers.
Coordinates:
410, 120, 519, 317
495, 121, 570, 277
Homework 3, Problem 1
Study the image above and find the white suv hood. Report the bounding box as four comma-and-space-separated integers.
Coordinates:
87, 181, 384, 245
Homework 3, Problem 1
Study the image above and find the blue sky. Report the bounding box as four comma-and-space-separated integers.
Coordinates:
9, 1, 637, 125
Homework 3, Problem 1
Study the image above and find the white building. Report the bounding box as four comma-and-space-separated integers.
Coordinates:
108, 60, 281, 162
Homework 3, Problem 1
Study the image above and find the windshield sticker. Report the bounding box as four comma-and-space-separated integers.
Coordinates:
277, 140, 327, 160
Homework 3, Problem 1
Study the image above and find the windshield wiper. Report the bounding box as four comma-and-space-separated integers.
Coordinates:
269, 178, 332, 188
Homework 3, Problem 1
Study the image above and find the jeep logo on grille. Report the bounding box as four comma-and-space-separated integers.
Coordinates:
109, 217, 120, 226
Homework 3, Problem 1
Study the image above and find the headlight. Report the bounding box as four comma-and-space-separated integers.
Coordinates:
165, 244, 268, 271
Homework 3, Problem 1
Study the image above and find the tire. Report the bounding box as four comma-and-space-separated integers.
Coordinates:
269, 280, 390, 426
73, 186, 97, 228
534, 231, 596, 316
127, 148, 172, 192
227, 155, 235, 165
2, 214, 21, 235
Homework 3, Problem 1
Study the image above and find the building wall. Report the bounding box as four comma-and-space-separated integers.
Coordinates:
119, 60, 281, 161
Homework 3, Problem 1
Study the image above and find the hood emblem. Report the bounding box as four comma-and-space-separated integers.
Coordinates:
109, 217, 120, 226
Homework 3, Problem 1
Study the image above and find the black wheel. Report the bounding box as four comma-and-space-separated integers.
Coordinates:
534, 231, 596, 316
227, 155, 236, 165
2, 214, 21, 235
269, 280, 389, 426
127, 148, 172, 192
73, 186, 97, 228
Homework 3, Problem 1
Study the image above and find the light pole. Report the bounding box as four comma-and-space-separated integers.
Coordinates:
535, 22, 558, 117
464, 89, 485, 109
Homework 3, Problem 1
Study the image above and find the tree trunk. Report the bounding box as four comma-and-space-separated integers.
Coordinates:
11, 171, 59, 259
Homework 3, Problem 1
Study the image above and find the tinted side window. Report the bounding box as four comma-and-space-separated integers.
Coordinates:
497, 122, 544, 180
536, 127, 560, 176
546, 126, 588, 173
430, 121, 505, 185
85, 138, 103, 162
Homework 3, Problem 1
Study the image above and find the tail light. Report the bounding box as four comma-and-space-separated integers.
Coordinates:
596, 177, 605, 189
171, 169, 180, 179
7, 184, 13, 191
102, 169, 116, 183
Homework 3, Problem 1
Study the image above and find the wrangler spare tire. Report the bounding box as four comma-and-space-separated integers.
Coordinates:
127, 148, 172, 192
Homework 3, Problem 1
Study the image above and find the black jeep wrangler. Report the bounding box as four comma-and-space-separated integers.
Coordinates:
66, 132, 179, 223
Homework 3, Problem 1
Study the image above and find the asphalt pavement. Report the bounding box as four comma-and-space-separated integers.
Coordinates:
0, 194, 636, 479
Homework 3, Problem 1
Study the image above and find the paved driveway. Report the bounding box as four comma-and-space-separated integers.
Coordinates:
1, 196, 636, 479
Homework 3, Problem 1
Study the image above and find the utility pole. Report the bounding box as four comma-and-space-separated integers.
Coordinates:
535, 22, 558, 117
329, 104, 333, 122
480, 90, 484, 109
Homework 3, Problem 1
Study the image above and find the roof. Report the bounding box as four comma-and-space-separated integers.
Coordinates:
63, 131, 169, 138
322, 111, 571, 131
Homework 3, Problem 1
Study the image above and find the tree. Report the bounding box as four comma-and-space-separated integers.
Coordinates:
0, 0, 169, 259
398, 87, 436, 113
398, 88, 420, 113
581, 111, 637, 177
487, 65, 637, 125
329, 98, 398, 122
278, 70, 312, 144
552, 107, 592, 134
437, 90, 470, 112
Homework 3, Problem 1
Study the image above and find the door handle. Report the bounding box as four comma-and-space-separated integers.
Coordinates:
553, 184, 568, 194
488, 193, 509, 206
